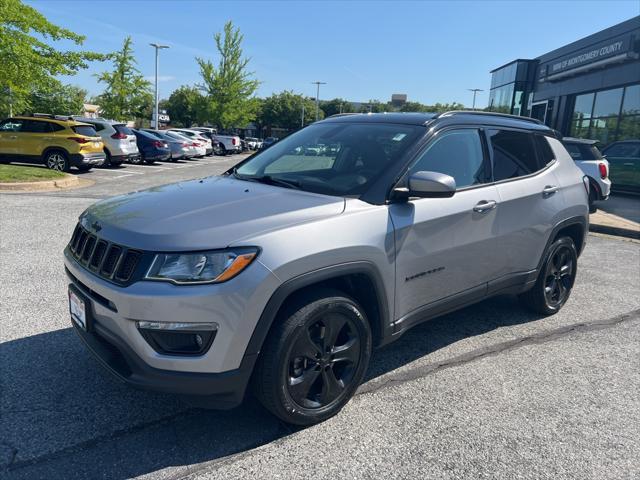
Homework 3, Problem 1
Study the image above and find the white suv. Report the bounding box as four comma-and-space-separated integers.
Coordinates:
74, 118, 140, 167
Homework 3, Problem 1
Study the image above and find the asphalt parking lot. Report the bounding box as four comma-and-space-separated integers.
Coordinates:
1, 158, 639, 480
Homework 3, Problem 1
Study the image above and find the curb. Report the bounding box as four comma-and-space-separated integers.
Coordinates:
589, 223, 640, 240
0, 174, 81, 192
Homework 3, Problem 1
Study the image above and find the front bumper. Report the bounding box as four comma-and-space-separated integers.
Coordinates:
70, 152, 106, 166
64, 249, 279, 404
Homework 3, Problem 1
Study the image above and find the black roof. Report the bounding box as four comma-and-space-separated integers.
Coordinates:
321, 111, 552, 132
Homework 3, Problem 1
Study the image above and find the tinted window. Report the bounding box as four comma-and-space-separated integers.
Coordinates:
72, 125, 98, 137
604, 143, 640, 159
410, 129, 488, 188
0, 119, 23, 132
142, 129, 163, 139
563, 143, 602, 161
535, 135, 556, 165
114, 124, 134, 135
593, 88, 623, 117
21, 120, 52, 133
50, 123, 65, 132
488, 129, 540, 181
622, 85, 640, 115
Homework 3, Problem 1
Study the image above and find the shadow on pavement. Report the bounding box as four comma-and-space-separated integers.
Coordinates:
2, 295, 542, 479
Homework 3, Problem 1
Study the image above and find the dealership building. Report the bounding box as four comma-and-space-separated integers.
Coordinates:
489, 16, 639, 144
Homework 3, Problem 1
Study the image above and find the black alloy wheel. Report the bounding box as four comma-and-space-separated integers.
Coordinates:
520, 236, 577, 315
253, 289, 372, 425
543, 244, 575, 309
287, 312, 361, 409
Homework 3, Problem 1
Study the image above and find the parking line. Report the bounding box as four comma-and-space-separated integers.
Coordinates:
91, 168, 144, 175
123, 164, 174, 171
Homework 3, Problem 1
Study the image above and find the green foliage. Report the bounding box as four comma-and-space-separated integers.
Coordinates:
258, 91, 321, 130
0, 0, 104, 117
196, 21, 260, 129
321, 98, 356, 117
164, 85, 206, 127
95, 36, 152, 121
23, 81, 87, 116
359, 100, 391, 113
399, 101, 465, 113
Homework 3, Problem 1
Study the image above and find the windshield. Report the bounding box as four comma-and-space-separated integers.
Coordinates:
234, 122, 423, 197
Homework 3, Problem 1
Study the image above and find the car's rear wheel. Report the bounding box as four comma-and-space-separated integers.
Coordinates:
213, 143, 223, 156
519, 236, 577, 315
45, 151, 70, 172
253, 289, 372, 425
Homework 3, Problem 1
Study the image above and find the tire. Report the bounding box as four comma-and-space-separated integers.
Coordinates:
130, 154, 143, 165
588, 181, 598, 213
102, 149, 112, 168
44, 150, 70, 172
519, 236, 577, 315
253, 288, 372, 426
77, 165, 92, 172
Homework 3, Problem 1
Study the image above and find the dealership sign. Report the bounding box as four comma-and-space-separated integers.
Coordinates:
539, 34, 637, 81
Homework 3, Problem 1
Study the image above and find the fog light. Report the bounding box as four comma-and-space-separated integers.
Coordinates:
137, 321, 217, 356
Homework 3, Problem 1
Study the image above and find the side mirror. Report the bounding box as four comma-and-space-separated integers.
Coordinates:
393, 171, 456, 199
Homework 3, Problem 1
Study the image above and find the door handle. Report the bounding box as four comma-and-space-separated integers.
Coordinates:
473, 200, 497, 213
542, 185, 559, 196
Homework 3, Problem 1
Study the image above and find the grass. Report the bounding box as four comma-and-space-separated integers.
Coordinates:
0, 164, 66, 183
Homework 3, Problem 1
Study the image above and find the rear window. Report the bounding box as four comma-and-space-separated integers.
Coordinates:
603, 143, 640, 158
564, 142, 602, 161
72, 125, 98, 137
113, 124, 134, 136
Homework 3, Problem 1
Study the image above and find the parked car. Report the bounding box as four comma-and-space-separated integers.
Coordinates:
260, 136, 278, 149
167, 129, 213, 156
0, 114, 105, 172
244, 137, 262, 150
132, 129, 171, 164
561, 137, 611, 212
165, 131, 205, 158
601, 140, 640, 194
191, 127, 241, 155
142, 129, 193, 161
64, 111, 588, 426
72, 117, 140, 167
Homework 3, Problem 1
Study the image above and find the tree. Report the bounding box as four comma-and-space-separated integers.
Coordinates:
321, 98, 356, 117
95, 36, 152, 121
0, 0, 104, 117
359, 100, 392, 113
258, 91, 320, 131
164, 85, 206, 127
25, 82, 87, 116
197, 21, 260, 129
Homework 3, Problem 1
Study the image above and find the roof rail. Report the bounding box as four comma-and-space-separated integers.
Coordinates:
437, 110, 544, 125
327, 113, 361, 118
31, 113, 54, 118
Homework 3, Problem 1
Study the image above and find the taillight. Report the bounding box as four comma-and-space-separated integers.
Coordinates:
111, 132, 127, 139
232, 138, 237, 145
152, 140, 163, 148
598, 162, 607, 179
67, 137, 89, 144
182, 143, 189, 147
192, 142, 200, 147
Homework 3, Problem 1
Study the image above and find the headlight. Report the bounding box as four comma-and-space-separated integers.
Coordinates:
145, 248, 258, 284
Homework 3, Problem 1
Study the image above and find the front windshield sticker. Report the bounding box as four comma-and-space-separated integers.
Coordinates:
392, 133, 407, 141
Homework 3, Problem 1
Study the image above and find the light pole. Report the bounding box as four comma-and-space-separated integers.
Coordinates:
150, 43, 169, 128
312, 81, 326, 121
468, 88, 483, 110
301, 103, 305, 127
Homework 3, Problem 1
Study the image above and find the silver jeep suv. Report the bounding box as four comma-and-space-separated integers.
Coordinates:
64, 112, 589, 425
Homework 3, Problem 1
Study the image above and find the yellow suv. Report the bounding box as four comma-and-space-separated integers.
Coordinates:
0, 114, 106, 172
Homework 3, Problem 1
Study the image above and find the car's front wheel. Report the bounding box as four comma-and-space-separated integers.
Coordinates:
253, 289, 372, 425
45, 151, 70, 172
519, 236, 577, 315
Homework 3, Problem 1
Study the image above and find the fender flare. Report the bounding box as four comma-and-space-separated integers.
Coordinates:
243, 261, 392, 359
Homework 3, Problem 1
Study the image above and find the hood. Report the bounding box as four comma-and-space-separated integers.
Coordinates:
80, 176, 345, 251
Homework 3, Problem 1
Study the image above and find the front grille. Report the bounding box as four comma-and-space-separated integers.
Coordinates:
68, 223, 144, 285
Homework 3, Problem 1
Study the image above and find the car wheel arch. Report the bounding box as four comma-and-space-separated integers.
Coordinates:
244, 262, 391, 362
41, 146, 70, 162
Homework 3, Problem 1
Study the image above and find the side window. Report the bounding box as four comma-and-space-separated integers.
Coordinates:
535, 135, 555, 165
91, 123, 105, 132
0, 119, 23, 132
21, 120, 53, 133
50, 123, 65, 132
410, 129, 488, 188
488, 129, 541, 181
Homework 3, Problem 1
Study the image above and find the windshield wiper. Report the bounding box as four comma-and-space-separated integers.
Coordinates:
231, 168, 302, 190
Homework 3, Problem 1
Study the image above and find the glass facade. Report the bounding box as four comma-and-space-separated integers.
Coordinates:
570, 84, 640, 145
489, 61, 531, 115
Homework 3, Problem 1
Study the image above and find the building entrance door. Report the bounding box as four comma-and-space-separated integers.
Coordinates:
531, 101, 549, 124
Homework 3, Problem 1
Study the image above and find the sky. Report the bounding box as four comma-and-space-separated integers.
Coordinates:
27, 0, 640, 108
